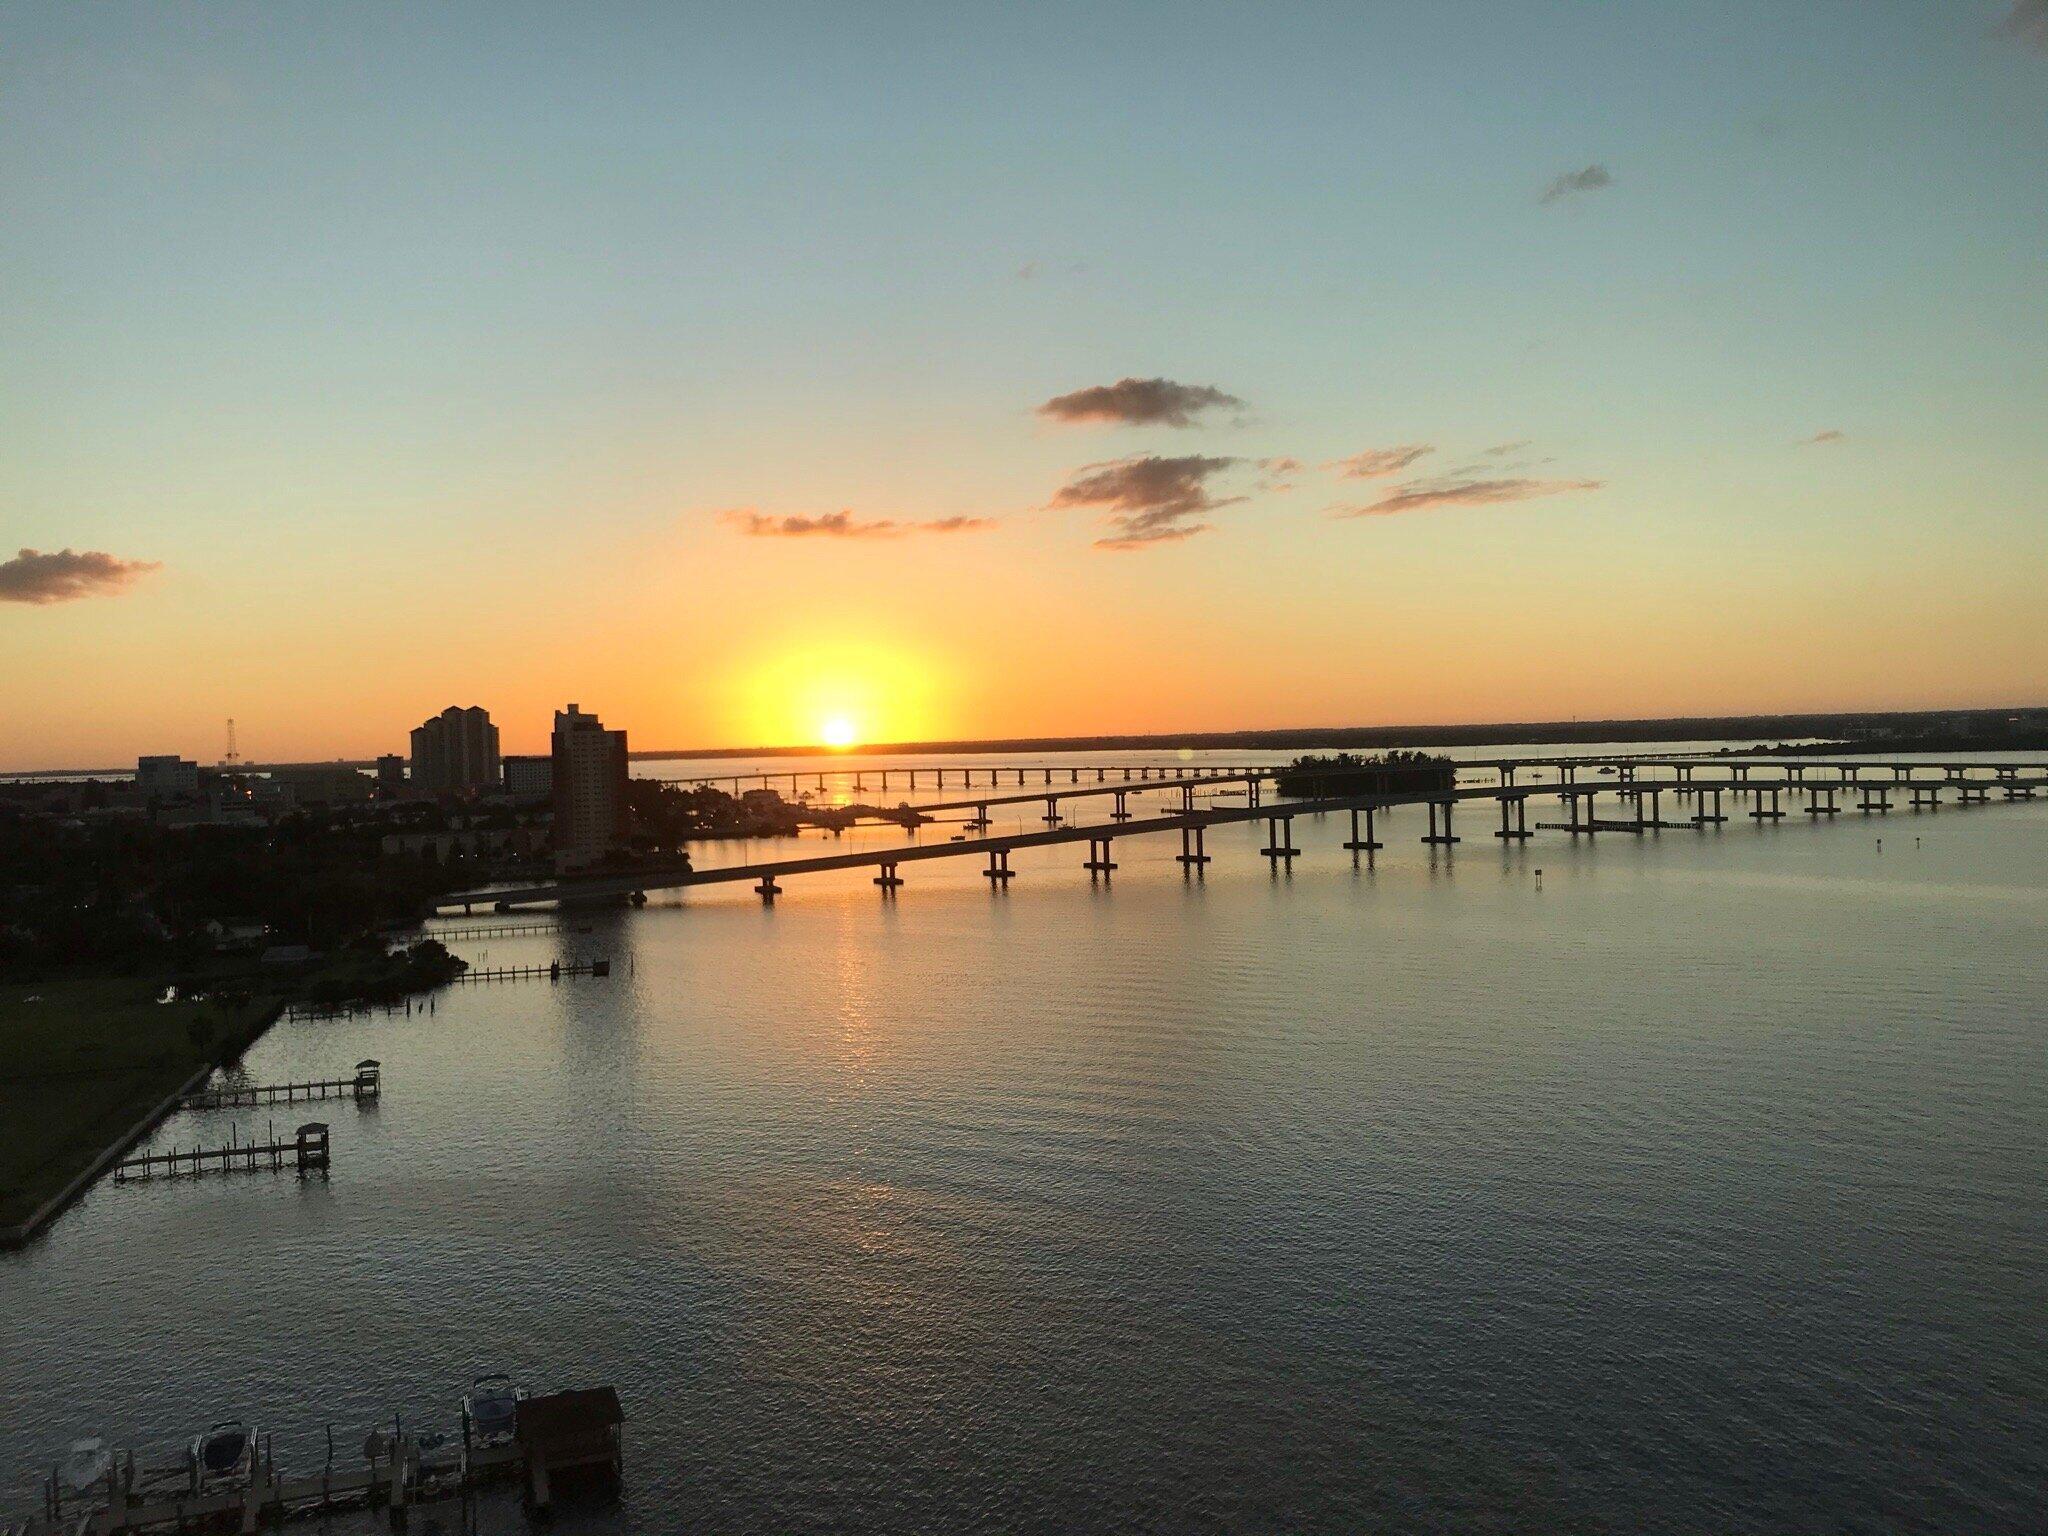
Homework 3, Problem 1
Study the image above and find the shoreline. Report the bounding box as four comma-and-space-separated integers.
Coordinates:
0, 996, 286, 1250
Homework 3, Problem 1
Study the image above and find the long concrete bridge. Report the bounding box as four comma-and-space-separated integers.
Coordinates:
653, 752, 2048, 797
437, 757, 2048, 913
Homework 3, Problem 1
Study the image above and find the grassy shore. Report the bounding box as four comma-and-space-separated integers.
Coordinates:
0, 978, 284, 1232
0, 942, 465, 1237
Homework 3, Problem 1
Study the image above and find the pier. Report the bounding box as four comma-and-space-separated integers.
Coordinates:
8, 1385, 623, 1534
177, 1061, 381, 1112
449, 959, 611, 983
112, 1122, 331, 1182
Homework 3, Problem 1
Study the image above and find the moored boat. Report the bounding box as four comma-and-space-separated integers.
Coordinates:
187, 1421, 255, 1489
462, 1374, 527, 1449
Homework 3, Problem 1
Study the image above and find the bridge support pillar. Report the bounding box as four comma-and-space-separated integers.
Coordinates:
756, 877, 782, 901
1807, 787, 1839, 816
1751, 787, 1785, 821
1111, 791, 1132, 821
967, 803, 990, 830
1345, 805, 1383, 852
1084, 838, 1117, 876
1246, 777, 1261, 809
873, 862, 904, 891
1181, 784, 1196, 813
983, 848, 1014, 883
1859, 788, 1891, 814
1261, 816, 1300, 864
1496, 796, 1532, 840
1911, 787, 1941, 811
1177, 822, 1211, 867
1042, 797, 1062, 826
1694, 788, 1726, 825
1423, 800, 1460, 845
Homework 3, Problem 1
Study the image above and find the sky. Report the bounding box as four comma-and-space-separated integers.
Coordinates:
3, 1, 2046, 768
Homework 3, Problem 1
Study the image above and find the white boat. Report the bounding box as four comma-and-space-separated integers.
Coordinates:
188, 1421, 255, 1489
62, 1437, 112, 1494
462, 1375, 527, 1449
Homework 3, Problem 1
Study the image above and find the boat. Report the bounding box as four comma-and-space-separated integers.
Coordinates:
188, 1421, 255, 1488
62, 1437, 112, 1494
462, 1374, 527, 1449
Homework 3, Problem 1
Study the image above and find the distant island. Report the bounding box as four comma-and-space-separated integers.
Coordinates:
1274, 751, 1456, 798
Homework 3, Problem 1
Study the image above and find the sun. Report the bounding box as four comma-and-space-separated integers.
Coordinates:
820, 716, 859, 750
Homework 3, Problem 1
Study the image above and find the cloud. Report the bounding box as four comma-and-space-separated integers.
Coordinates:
1257, 455, 1305, 492
0, 547, 160, 604
1015, 260, 1042, 281
1997, 1, 2048, 51
1539, 164, 1614, 205
1037, 377, 1246, 428
1049, 454, 1243, 548
1326, 444, 1434, 479
1483, 439, 1534, 457
1338, 477, 1604, 517
723, 510, 995, 539
1798, 429, 1846, 446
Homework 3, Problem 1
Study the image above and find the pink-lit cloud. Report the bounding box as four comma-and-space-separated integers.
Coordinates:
0, 547, 160, 604
1037, 377, 1245, 428
1326, 445, 1434, 479
1338, 477, 1604, 517
723, 510, 996, 538
1049, 454, 1244, 548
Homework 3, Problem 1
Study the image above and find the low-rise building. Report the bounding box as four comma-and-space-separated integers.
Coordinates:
503, 754, 555, 801
136, 755, 201, 802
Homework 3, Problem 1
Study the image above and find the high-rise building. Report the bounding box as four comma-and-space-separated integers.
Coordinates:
376, 754, 408, 795
551, 703, 628, 871
409, 706, 500, 797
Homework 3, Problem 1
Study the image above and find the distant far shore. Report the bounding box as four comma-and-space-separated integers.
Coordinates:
638, 705, 2045, 762
8, 705, 2043, 778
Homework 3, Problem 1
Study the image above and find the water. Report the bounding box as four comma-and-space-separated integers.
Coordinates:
4, 745, 2044, 1533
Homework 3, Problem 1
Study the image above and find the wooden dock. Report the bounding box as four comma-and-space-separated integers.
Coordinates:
112, 1122, 331, 1182
8, 1387, 622, 1534
449, 958, 610, 983
177, 1060, 380, 1112
429, 919, 592, 939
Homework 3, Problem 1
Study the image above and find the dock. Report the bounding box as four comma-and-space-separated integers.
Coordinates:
112, 1121, 331, 1182
177, 1060, 380, 1112
449, 958, 610, 983
7, 1386, 623, 1534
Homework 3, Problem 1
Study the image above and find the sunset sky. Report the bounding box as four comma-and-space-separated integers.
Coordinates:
4, 3, 2046, 768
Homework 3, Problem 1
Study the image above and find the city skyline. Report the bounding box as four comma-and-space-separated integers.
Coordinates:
6, 3, 2048, 770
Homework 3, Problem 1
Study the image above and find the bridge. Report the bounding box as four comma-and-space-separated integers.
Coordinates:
650, 751, 2048, 796
436, 755, 2048, 913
